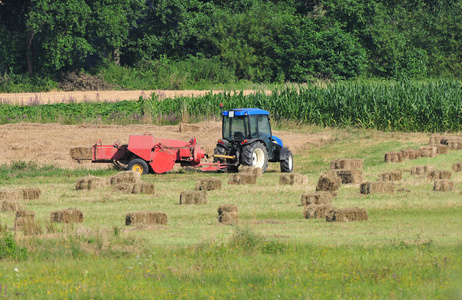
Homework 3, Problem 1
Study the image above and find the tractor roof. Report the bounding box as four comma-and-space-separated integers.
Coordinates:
221, 108, 269, 117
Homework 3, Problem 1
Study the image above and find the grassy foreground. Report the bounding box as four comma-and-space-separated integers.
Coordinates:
0, 125, 461, 299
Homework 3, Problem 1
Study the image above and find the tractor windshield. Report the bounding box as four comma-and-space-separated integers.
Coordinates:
222, 115, 249, 141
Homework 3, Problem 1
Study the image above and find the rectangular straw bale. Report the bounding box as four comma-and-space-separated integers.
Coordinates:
301, 191, 333, 206
384, 152, 402, 163
434, 144, 449, 154
219, 211, 239, 225
433, 180, 455, 192
279, 173, 308, 185
14, 209, 35, 231
70, 147, 93, 160
110, 171, 141, 185
378, 170, 402, 182
330, 159, 363, 170
179, 123, 201, 133
22, 188, 41, 200
112, 183, 135, 194
228, 173, 256, 185
218, 204, 238, 215
241, 166, 263, 178
429, 135, 445, 145
411, 165, 434, 176
401, 148, 422, 160
0, 189, 24, 200
445, 137, 462, 150
360, 182, 394, 194
452, 162, 462, 172
316, 171, 342, 192
326, 207, 368, 222
303, 205, 333, 219
195, 178, 222, 191
125, 211, 168, 226
180, 190, 207, 205
419, 146, 439, 157
427, 170, 452, 181
50, 208, 83, 223
334, 169, 363, 184
75, 175, 109, 190
1, 200, 20, 212
132, 183, 155, 195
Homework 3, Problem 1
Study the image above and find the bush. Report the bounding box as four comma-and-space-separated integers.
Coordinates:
0, 232, 28, 261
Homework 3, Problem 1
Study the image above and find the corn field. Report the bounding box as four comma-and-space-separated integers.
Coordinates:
0, 79, 461, 132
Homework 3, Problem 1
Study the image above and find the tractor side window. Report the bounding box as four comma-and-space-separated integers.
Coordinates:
257, 115, 271, 137
249, 115, 258, 138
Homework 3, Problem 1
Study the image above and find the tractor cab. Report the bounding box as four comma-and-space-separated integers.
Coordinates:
214, 107, 293, 173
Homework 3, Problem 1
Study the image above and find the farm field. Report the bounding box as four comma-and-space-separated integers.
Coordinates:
0, 121, 461, 299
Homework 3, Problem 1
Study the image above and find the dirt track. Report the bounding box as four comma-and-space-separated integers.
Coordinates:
1, 121, 331, 170
0, 90, 272, 106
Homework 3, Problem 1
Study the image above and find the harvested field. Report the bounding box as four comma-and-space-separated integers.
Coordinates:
0, 122, 327, 169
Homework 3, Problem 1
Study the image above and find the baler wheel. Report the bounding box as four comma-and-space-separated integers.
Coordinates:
127, 158, 149, 175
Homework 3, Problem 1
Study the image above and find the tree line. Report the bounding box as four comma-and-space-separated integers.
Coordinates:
0, 0, 460, 87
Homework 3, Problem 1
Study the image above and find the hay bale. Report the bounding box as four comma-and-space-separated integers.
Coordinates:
219, 212, 239, 225
411, 165, 434, 176
1, 200, 21, 212
70, 147, 92, 160
419, 146, 439, 157
401, 148, 422, 160
137, 183, 155, 194
180, 190, 207, 205
228, 173, 256, 185
330, 159, 363, 170
300, 191, 333, 206
433, 180, 455, 192
384, 152, 403, 163
218, 204, 238, 215
22, 188, 41, 200
378, 170, 402, 182
429, 135, 445, 145
303, 205, 333, 219
195, 178, 222, 191
110, 171, 141, 185
50, 208, 83, 223
240, 166, 263, 178
279, 173, 308, 185
316, 171, 342, 192
333, 169, 363, 184
326, 207, 368, 222
452, 162, 462, 172
434, 144, 449, 154
125, 211, 168, 226
445, 137, 462, 150
0, 189, 24, 200
75, 175, 109, 190
112, 183, 135, 194
360, 182, 394, 194
14, 209, 35, 231
427, 170, 452, 181
179, 123, 201, 133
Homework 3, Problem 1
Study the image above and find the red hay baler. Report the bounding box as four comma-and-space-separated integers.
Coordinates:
91, 134, 224, 174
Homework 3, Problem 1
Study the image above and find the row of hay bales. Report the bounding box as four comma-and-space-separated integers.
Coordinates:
302, 159, 369, 222
75, 171, 155, 194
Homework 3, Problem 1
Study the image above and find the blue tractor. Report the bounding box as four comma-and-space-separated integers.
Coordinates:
213, 107, 293, 173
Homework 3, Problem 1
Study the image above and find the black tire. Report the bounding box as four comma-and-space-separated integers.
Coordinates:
127, 158, 149, 175
280, 150, 293, 173
241, 141, 268, 172
213, 146, 239, 172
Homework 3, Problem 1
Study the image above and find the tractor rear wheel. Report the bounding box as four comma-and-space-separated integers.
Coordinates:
127, 158, 149, 175
280, 150, 293, 173
241, 142, 268, 172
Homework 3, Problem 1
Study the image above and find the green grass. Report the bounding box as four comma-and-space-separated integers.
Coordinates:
0, 126, 461, 298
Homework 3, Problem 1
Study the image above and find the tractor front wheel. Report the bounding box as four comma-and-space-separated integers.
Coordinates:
280, 150, 293, 173
241, 142, 268, 172
127, 158, 149, 175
